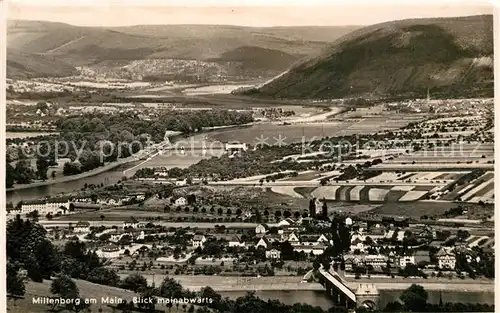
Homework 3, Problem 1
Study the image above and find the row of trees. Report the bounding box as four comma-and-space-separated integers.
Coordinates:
384, 284, 494, 312
57, 110, 253, 142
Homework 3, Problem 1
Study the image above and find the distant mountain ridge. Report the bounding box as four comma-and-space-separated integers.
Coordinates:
247, 15, 493, 100
7, 20, 360, 79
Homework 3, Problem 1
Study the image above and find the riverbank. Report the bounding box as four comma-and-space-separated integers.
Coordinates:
6, 124, 253, 193
117, 274, 323, 292
6, 107, 343, 194
6, 154, 141, 192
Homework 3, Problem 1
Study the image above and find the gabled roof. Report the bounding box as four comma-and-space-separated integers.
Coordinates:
257, 237, 271, 246
436, 247, 455, 257
193, 235, 206, 241
229, 235, 242, 242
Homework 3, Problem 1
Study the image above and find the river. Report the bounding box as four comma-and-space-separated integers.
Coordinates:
6, 122, 329, 204
5, 114, 413, 204
6, 131, 60, 139
6, 130, 227, 204
219, 289, 494, 309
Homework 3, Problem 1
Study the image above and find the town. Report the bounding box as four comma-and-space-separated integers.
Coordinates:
5, 4, 495, 313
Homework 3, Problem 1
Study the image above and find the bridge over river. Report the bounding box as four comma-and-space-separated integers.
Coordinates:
318, 266, 494, 310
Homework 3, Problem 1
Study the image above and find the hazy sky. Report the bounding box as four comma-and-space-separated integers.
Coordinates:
7, 0, 494, 27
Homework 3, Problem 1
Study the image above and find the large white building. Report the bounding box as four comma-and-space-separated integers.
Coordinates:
19, 199, 71, 216
96, 244, 121, 259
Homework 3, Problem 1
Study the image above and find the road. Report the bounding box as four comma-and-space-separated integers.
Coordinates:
39, 220, 263, 228
210, 180, 440, 187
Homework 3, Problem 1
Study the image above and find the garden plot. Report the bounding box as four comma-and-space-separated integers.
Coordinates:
411, 172, 444, 181
422, 131, 476, 137
468, 236, 491, 248
313, 170, 342, 181
392, 156, 489, 163
391, 185, 415, 191
281, 170, 319, 181
270, 186, 304, 198
468, 182, 494, 203
422, 116, 482, 124
368, 188, 390, 202
461, 172, 494, 202
312, 186, 340, 200
398, 191, 428, 201
349, 186, 364, 201
338, 187, 351, 201
372, 163, 493, 170
434, 172, 467, 180
365, 172, 400, 183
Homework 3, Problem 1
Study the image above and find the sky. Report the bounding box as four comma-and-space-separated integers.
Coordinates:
7, 0, 495, 27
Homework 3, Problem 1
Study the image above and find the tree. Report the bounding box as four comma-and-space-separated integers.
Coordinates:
7, 262, 25, 297
187, 194, 196, 205
274, 210, 282, 219
87, 267, 120, 286
14, 160, 34, 184
120, 274, 147, 292
309, 199, 316, 217
51, 275, 79, 299
200, 286, 221, 305
7, 216, 60, 281
6, 161, 15, 188
159, 277, 184, 298
321, 199, 328, 218
137, 287, 157, 312
280, 241, 295, 261
36, 158, 50, 181
400, 284, 428, 312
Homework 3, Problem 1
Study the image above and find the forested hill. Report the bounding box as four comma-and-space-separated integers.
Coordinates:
244, 15, 493, 100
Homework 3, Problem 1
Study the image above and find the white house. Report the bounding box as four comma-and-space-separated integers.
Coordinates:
96, 244, 120, 259
255, 224, 270, 234
74, 221, 90, 233
265, 249, 281, 260
136, 231, 146, 241
256, 237, 271, 249
123, 217, 139, 229
437, 247, 456, 270
345, 217, 353, 226
174, 197, 187, 206
228, 236, 246, 248
287, 232, 300, 246
398, 255, 416, 268
192, 235, 207, 249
